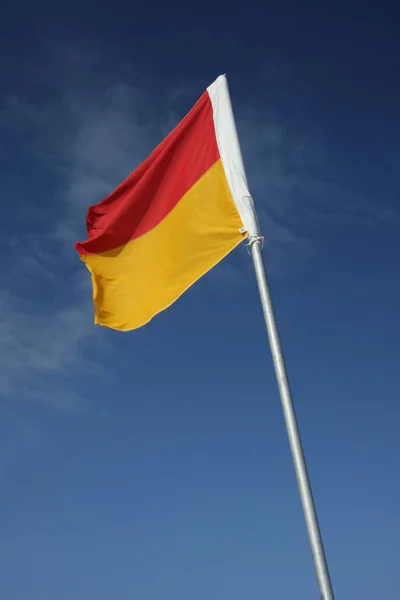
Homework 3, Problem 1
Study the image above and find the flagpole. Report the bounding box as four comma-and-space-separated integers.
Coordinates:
249, 236, 334, 600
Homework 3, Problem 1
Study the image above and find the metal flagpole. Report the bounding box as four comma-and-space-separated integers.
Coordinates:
249, 236, 335, 600
208, 72, 333, 598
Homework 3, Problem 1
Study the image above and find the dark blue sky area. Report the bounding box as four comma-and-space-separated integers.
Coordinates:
0, 2, 399, 599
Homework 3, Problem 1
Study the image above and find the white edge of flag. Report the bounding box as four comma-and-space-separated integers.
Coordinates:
207, 74, 260, 238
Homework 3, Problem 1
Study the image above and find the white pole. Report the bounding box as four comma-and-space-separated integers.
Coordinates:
249, 237, 334, 600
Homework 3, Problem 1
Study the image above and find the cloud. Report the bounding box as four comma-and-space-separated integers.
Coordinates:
0, 48, 165, 408
0, 265, 94, 409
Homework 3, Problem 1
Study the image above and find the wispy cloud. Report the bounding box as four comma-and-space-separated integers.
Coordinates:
0, 47, 166, 409
0, 267, 94, 410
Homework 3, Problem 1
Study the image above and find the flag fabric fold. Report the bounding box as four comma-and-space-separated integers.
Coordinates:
75, 75, 258, 331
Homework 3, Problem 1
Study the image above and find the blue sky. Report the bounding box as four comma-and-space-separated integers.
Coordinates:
1, 2, 399, 598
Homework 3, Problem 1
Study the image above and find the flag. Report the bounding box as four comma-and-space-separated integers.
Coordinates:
75, 75, 258, 331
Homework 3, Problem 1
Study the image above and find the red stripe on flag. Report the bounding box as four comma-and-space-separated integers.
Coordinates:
76, 91, 219, 256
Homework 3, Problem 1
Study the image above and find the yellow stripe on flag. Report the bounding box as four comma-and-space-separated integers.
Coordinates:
80, 160, 246, 331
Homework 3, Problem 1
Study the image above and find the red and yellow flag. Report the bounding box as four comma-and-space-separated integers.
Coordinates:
75, 75, 258, 331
